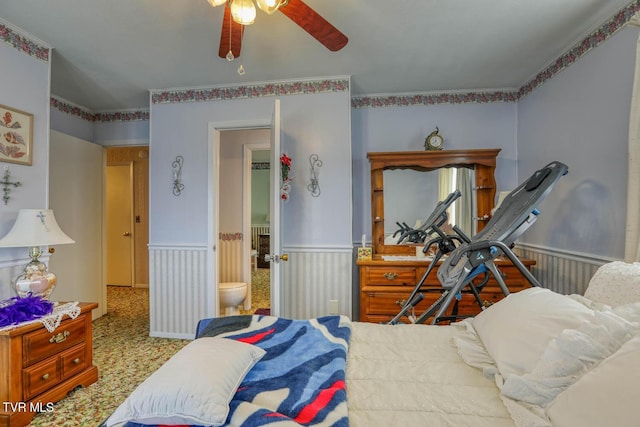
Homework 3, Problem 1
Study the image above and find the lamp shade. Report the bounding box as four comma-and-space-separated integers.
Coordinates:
256, 0, 287, 14
230, 0, 256, 25
0, 209, 75, 248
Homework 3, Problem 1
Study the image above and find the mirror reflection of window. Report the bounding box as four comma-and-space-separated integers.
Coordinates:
383, 167, 476, 244
439, 167, 475, 236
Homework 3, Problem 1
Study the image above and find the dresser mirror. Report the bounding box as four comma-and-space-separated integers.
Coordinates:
368, 149, 501, 256
383, 167, 476, 243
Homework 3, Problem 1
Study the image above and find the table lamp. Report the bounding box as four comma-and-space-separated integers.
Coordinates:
0, 209, 74, 299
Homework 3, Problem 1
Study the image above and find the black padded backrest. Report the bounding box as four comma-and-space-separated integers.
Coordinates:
472, 161, 568, 246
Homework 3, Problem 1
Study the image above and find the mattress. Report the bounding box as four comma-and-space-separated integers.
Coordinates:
346, 321, 514, 427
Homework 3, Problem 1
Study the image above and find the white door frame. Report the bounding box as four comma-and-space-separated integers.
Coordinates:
207, 119, 270, 318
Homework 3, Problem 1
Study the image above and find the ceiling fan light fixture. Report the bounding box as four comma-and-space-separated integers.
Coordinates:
255, 0, 288, 14
207, 0, 227, 7
229, 0, 256, 25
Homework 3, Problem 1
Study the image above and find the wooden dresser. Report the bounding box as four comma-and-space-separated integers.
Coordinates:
0, 302, 99, 427
358, 257, 535, 323
358, 149, 536, 324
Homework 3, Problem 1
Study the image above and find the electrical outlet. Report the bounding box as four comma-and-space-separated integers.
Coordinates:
329, 299, 339, 315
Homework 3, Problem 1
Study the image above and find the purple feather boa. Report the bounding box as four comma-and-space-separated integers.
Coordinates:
0, 295, 55, 328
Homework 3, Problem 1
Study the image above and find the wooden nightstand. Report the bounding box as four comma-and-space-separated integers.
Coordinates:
0, 302, 99, 427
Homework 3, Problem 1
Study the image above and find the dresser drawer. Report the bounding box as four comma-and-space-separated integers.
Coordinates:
23, 316, 87, 366
365, 291, 409, 315
365, 266, 416, 286
23, 357, 61, 400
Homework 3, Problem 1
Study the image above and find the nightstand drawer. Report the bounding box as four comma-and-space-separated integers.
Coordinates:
365, 267, 416, 285
23, 357, 61, 400
61, 344, 87, 379
23, 316, 86, 366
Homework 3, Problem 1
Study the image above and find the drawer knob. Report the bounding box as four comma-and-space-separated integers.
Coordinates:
383, 272, 398, 280
73, 358, 81, 365
41, 373, 50, 381
396, 299, 406, 307
482, 300, 495, 308
49, 330, 70, 344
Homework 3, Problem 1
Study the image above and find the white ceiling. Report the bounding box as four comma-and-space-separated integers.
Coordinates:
0, 0, 634, 112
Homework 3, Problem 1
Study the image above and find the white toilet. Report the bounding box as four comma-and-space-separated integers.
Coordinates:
219, 282, 248, 316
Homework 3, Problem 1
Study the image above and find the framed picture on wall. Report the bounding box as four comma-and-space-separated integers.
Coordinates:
0, 104, 33, 165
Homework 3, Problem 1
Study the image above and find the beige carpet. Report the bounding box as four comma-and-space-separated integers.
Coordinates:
28, 269, 270, 426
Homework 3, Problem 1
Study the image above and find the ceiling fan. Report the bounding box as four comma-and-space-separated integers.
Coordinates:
208, 0, 348, 60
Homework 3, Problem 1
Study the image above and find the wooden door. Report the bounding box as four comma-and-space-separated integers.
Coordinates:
106, 164, 133, 286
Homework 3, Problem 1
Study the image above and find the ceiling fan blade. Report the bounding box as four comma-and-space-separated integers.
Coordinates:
218, 4, 244, 59
279, 0, 348, 52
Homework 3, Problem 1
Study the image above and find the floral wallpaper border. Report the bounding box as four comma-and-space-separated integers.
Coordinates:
219, 232, 243, 241
351, 90, 518, 109
6, 1, 640, 118
151, 78, 350, 105
50, 98, 149, 123
0, 22, 49, 62
94, 110, 150, 122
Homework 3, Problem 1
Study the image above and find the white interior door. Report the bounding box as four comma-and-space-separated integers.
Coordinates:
106, 164, 133, 286
269, 99, 284, 315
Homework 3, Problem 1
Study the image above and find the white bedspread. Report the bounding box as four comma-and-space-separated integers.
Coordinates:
346, 322, 515, 427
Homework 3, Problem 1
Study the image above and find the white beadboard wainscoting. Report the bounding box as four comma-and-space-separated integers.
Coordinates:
280, 246, 353, 320
149, 244, 209, 339
149, 244, 353, 338
218, 235, 243, 282
516, 243, 616, 295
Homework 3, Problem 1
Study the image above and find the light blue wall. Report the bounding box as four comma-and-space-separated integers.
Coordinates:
251, 168, 270, 224
219, 128, 270, 233
50, 107, 94, 143
149, 90, 352, 247
43, 22, 639, 263
95, 120, 149, 146
351, 102, 518, 243
517, 26, 638, 259
0, 39, 51, 266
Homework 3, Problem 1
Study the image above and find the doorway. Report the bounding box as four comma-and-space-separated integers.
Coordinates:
105, 147, 149, 288
208, 99, 283, 319
218, 129, 271, 314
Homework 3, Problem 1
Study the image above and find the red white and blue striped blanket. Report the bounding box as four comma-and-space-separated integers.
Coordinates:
123, 315, 351, 427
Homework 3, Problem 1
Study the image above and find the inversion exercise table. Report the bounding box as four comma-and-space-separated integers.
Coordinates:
405, 161, 568, 325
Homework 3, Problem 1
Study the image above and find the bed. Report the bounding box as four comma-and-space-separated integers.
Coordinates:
102, 261, 640, 427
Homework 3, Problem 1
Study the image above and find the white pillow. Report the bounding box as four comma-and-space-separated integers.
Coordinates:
472, 287, 595, 380
501, 309, 638, 406
584, 261, 640, 307
105, 337, 266, 427
546, 333, 640, 427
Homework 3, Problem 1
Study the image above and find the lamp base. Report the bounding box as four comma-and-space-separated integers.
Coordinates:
14, 255, 57, 300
